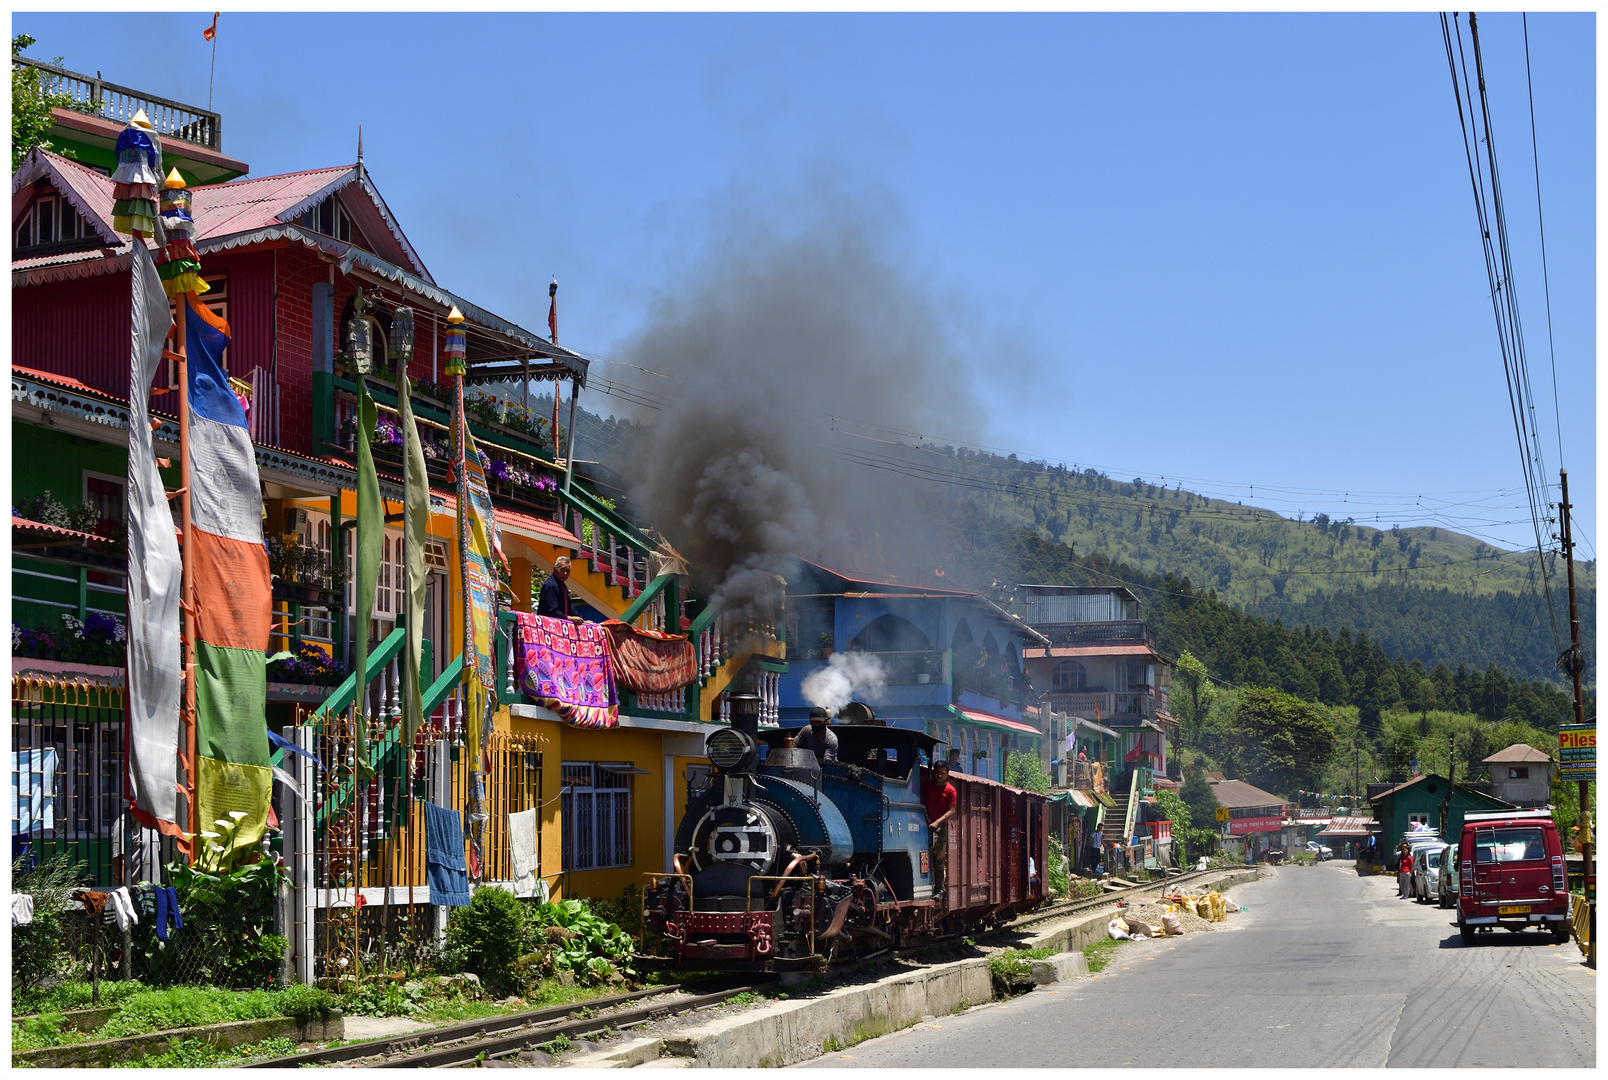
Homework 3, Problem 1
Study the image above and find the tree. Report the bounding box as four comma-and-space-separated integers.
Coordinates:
1180, 765, 1221, 830
1004, 750, 1048, 794
11, 36, 75, 170
1233, 688, 1338, 796
1173, 650, 1214, 738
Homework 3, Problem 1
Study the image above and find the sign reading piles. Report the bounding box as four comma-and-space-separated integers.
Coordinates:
1559, 724, 1596, 783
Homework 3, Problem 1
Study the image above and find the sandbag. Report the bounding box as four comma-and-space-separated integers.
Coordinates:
1108, 917, 1131, 940
1161, 913, 1182, 936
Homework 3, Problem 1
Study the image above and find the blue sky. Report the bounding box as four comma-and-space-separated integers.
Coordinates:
17, 12, 1595, 557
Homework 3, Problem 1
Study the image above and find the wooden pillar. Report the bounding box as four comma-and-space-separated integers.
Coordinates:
509, 557, 532, 613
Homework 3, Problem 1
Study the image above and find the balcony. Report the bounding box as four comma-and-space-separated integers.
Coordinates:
1031, 620, 1155, 649
1069, 760, 1108, 794
1049, 690, 1156, 724
15, 57, 222, 151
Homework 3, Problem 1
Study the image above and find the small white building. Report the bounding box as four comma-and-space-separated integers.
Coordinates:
1483, 744, 1554, 807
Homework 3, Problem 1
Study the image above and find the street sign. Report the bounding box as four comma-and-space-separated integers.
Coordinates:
1560, 724, 1596, 783
1216, 807, 1230, 822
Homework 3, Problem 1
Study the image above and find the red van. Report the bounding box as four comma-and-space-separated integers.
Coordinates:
1456, 809, 1571, 944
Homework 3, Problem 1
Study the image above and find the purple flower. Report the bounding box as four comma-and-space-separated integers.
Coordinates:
488, 459, 512, 483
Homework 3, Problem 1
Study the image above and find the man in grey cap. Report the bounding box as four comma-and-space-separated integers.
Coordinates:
794, 707, 839, 764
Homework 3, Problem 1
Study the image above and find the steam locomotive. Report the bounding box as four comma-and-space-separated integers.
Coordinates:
642, 695, 1049, 971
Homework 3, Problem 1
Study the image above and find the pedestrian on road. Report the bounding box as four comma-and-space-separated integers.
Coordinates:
1397, 843, 1414, 898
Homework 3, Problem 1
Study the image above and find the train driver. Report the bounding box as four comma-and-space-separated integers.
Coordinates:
795, 707, 839, 764
925, 759, 958, 903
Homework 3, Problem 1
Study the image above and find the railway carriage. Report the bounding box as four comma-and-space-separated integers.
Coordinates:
642, 695, 1048, 971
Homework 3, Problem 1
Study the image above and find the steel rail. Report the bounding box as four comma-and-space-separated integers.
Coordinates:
1006, 867, 1226, 931
238, 981, 766, 1069
239, 982, 686, 1069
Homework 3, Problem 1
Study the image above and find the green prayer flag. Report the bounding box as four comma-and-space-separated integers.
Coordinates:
398, 372, 430, 748
354, 386, 382, 782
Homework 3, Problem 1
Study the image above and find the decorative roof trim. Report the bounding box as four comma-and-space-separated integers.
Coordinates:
12, 147, 121, 245
356, 167, 433, 285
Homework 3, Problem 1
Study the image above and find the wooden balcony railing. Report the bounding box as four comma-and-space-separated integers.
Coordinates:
15, 57, 222, 150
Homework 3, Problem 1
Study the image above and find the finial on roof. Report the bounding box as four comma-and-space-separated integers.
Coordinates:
357, 125, 363, 169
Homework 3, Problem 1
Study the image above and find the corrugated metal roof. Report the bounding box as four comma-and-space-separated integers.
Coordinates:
1208, 778, 1289, 810
13, 516, 109, 545
1483, 743, 1553, 764
952, 706, 1041, 737
189, 165, 352, 239
13, 149, 121, 244
1023, 644, 1161, 658
1317, 816, 1376, 837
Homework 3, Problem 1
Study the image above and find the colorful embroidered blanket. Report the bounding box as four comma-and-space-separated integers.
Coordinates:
601, 620, 698, 693
514, 613, 618, 728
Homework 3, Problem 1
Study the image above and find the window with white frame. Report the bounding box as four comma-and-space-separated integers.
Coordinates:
346, 527, 404, 618
561, 763, 633, 871
298, 509, 336, 643
15, 191, 87, 251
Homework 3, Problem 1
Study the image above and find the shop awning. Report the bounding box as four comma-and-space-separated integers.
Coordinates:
1094, 792, 1117, 808
951, 706, 1041, 738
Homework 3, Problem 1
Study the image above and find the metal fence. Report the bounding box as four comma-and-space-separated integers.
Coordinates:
13, 56, 223, 150
281, 695, 548, 983
11, 675, 127, 886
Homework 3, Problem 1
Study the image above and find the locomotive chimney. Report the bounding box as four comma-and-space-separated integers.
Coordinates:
727, 693, 762, 742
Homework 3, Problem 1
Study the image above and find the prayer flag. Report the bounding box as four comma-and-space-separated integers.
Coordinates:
352, 385, 382, 782
398, 366, 430, 748
185, 294, 272, 864
203, 12, 219, 40
125, 245, 182, 839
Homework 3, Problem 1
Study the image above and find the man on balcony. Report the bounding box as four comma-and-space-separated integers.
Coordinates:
537, 557, 584, 623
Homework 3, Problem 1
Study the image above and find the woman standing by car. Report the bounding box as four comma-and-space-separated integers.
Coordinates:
1398, 843, 1414, 898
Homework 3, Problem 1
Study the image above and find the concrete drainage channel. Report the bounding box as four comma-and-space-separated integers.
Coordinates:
559, 868, 1265, 1069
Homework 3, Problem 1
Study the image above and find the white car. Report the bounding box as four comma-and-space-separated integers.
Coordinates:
1305, 840, 1333, 860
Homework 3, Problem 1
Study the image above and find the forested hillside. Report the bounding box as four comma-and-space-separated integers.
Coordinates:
548, 391, 1589, 689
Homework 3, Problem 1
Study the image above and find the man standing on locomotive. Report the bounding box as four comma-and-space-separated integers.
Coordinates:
924, 759, 958, 905
795, 706, 839, 763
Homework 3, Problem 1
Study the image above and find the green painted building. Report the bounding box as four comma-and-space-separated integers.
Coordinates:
1370, 774, 1513, 851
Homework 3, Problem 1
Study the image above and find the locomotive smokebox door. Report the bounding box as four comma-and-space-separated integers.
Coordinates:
706, 805, 776, 872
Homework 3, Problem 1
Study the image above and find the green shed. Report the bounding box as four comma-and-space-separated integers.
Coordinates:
1370, 774, 1513, 850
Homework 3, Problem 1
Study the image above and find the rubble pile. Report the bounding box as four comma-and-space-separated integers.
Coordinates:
1125, 901, 1214, 933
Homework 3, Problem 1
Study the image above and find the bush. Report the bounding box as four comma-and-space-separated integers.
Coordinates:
94, 985, 330, 1038
1046, 835, 1070, 898
11, 852, 88, 993
445, 887, 528, 996
131, 859, 287, 989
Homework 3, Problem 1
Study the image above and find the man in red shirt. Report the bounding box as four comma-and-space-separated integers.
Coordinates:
924, 759, 958, 904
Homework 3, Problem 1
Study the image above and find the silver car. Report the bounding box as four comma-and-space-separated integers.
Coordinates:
1412, 841, 1451, 903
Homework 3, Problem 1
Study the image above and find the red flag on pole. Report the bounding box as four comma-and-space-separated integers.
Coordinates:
203, 12, 219, 40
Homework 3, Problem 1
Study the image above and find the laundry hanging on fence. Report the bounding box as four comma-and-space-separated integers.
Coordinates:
11, 748, 58, 834
424, 802, 472, 907
600, 620, 696, 694
12, 894, 33, 927
514, 613, 618, 728
509, 808, 539, 898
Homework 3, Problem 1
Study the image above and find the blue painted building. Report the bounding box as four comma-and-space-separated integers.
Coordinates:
777, 559, 1046, 783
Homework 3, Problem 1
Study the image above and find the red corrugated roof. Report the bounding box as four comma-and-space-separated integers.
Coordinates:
14, 516, 108, 544
953, 706, 1041, 737
189, 165, 353, 238
429, 489, 581, 549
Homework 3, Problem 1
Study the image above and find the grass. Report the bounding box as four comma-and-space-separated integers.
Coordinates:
110, 1035, 300, 1068
10, 984, 332, 1051
13, 980, 150, 1017
1082, 937, 1123, 974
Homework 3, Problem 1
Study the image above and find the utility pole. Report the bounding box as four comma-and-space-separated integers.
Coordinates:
1559, 468, 1593, 967
1441, 733, 1454, 837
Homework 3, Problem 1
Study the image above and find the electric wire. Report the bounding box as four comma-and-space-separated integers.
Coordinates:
1522, 13, 1567, 471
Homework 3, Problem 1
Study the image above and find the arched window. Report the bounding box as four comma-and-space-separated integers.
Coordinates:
1052, 660, 1087, 694
850, 613, 934, 653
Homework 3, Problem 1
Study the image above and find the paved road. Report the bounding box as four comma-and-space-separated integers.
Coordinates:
800, 862, 1596, 1068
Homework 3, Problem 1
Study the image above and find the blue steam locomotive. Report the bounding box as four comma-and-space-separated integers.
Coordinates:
642, 696, 1049, 971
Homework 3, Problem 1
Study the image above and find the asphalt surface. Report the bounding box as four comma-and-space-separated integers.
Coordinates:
799, 861, 1596, 1068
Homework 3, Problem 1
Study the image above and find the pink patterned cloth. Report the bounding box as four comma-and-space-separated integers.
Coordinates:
513, 613, 618, 728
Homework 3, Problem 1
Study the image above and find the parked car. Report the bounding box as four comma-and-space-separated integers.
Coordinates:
1305, 840, 1333, 860
1435, 843, 1459, 908
1456, 809, 1571, 944
1412, 843, 1448, 903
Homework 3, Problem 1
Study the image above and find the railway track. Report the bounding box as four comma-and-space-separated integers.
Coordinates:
241, 980, 770, 1069
242, 868, 1244, 1068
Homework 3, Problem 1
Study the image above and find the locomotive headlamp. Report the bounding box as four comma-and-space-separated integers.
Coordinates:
706, 727, 753, 772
